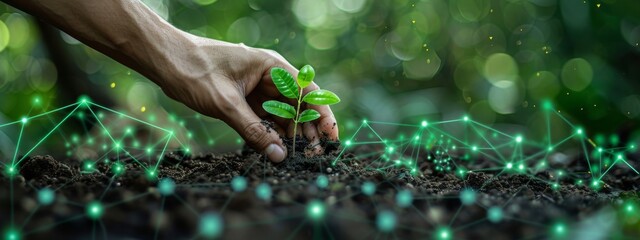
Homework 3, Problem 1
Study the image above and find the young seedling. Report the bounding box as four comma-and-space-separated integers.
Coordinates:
262, 65, 340, 155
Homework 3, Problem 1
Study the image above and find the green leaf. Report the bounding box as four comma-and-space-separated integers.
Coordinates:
298, 109, 320, 123
262, 100, 296, 119
270, 67, 299, 99
297, 65, 315, 89
302, 89, 341, 105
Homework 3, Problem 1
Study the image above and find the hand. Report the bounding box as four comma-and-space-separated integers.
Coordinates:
155, 36, 339, 162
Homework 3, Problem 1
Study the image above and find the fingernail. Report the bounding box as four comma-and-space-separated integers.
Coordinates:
265, 144, 286, 162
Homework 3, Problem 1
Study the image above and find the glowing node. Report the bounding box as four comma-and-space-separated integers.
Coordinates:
5, 166, 17, 177
4, 229, 20, 240
199, 213, 223, 238
86, 201, 103, 220
146, 170, 158, 180
506, 162, 513, 169
552, 222, 567, 237
576, 128, 583, 135
435, 227, 451, 240
518, 163, 525, 171
421, 120, 428, 127
395, 189, 413, 208
515, 136, 523, 143
316, 175, 329, 189
20, 117, 27, 124
83, 161, 96, 173
110, 82, 116, 88
256, 182, 272, 201
548, 146, 554, 152
376, 210, 396, 232
307, 200, 325, 221
472, 146, 478, 151
459, 188, 476, 206
362, 119, 368, 124
140, 106, 146, 112
158, 178, 176, 196
487, 207, 503, 223
38, 188, 55, 206
542, 100, 553, 110
345, 140, 352, 146
231, 176, 247, 192
625, 202, 635, 213
112, 162, 125, 175
463, 116, 469, 122
361, 181, 376, 196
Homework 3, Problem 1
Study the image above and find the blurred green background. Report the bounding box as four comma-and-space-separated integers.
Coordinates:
1, 0, 640, 151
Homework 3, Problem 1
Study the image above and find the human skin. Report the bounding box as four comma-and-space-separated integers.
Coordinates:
2, 0, 339, 162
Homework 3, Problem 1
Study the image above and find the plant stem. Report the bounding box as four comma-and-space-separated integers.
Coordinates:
292, 88, 304, 155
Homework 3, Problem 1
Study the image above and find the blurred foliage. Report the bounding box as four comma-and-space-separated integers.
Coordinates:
2, 0, 640, 149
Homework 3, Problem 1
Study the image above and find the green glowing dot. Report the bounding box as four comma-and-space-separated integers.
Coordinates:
436, 227, 451, 240
463, 116, 469, 122
598, 148, 603, 153
576, 128, 583, 135
362, 119, 368, 124
376, 210, 396, 232
472, 146, 478, 151
487, 207, 503, 223
38, 188, 55, 206
396, 189, 413, 208
158, 178, 176, 196
86, 201, 103, 220
518, 163, 525, 171
625, 203, 634, 213
316, 175, 329, 189
421, 120, 428, 127
459, 188, 476, 206
361, 181, 376, 196
552, 222, 567, 236
231, 176, 247, 192
199, 213, 223, 238
83, 161, 96, 173
506, 162, 513, 169
345, 140, 352, 146
4, 229, 20, 240
515, 136, 523, 143
542, 100, 553, 110
548, 146, 554, 152
307, 200, 325, 221
387, 146, 395, 153
20, 117, 27, 124
256, 182, 272, 201
146, 170, 157, 180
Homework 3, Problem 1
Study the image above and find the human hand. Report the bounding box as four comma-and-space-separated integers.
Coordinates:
154, 36, 339, 163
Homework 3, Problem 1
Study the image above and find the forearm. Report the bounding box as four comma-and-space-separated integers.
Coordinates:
3, 0, 190, 86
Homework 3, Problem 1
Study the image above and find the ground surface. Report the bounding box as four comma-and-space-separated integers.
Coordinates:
1, 141, 639, 240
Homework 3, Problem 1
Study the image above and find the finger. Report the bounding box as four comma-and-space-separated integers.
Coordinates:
266, 116, 287, 136
303, 122, 323, 155
301, 82, 339, 141
223, 96, 287, 163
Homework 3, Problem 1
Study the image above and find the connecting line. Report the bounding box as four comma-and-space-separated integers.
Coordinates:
14, 104, 83, 166
89, 102, 172, 133
332, 122, 365, 165
469, 123, 507, 163
10, 120, 26, 166
153, 133, 173, 171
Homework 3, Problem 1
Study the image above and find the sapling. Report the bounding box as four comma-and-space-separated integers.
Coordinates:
262, 65, 340, 155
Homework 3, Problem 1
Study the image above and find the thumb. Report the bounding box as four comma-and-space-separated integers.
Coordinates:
224, 100, 287, 162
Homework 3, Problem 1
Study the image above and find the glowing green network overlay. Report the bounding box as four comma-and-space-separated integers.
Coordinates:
0, 97, 638, 239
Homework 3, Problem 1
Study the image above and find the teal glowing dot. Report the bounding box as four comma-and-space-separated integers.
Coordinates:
552, 222, 567, 236
436, 227, 451, 240
487, 207, 503, 223
376, 210, 396, 232
361, 181, 376, 196
38, 188, 55, 206
158, 178, 176, 196
199, 213, 223, 238
472, 146, 478, 151
345, 140, 352, 146
86, 201, 103, 220
542, 100, 553, 110
387, 146, 395, 153
515, 136, 523, 143
6, 166, 17, 177
459, 188, 476, 206
617, 154, 623, 160
4, 229, 20, 240
396, 189, 413, 208
307, 200, 325, 221
463, 116, 469, 122
20, 117, 27, 124
316, 175, 329, 189
83, 161, 96, 173
625, 203, 634, 213
506, 162, 513, 169
362, 119, 368, 124
548, 146, 554, 152
576, 128, 583, 135
231, 176, 247, 192
421, 120, 428, 127
518, 163, 525, 171
256, 182, 272, 201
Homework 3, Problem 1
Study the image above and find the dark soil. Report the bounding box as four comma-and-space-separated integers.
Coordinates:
1, 139, 639, 239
